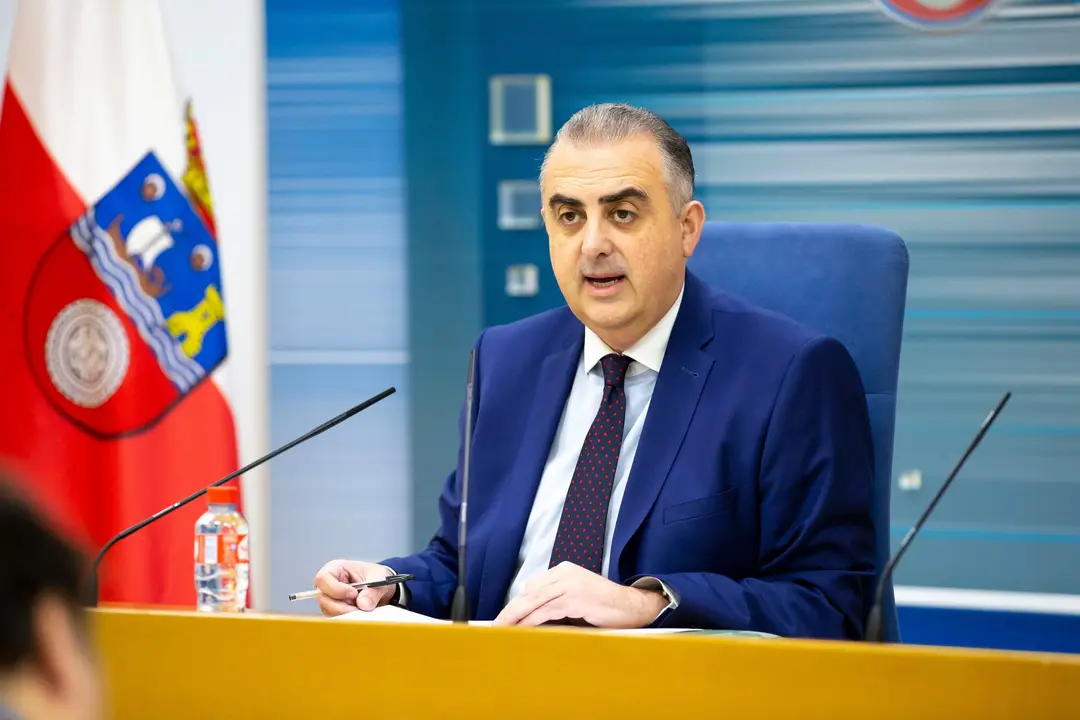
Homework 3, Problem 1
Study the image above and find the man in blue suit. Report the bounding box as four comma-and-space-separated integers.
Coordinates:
314, 103, 876, 639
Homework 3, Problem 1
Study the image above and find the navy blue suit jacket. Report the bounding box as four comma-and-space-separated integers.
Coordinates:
383, 271, 877, 639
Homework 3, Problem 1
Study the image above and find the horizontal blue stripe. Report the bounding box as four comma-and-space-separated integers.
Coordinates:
649, 83, 1080, 107
584, 70, 1080, 97
906, 309, 1080, 320
891, 527, 1080, 544
690, 68, 1080, 94
897, 426, 1080, 437
700, 197, 1080, 211
903, 334, 1080, 343
680, 130, 1080, 145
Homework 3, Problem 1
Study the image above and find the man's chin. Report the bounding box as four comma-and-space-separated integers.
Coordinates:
581, 308, 638, 340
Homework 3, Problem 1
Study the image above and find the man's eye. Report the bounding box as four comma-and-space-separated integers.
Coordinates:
613, 209, 636, 223
559, 211, 580, 224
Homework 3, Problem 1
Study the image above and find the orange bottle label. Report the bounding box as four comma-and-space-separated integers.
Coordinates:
195, 533, 249, 565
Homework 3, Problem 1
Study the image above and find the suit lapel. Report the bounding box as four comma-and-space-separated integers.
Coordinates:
476, 317, 582, 618
610, 272, 716, 578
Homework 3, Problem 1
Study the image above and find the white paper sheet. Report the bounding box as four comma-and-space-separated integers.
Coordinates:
329, 608, 703, 633
596, 628, 697, 635
330, 605, 492, 626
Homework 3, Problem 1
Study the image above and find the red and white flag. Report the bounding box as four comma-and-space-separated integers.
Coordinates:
0, 1, 249, 606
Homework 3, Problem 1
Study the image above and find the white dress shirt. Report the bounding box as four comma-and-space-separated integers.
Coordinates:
505, 284, 685, 607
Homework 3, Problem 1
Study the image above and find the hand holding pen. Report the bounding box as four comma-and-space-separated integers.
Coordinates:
303, 560, 412, 616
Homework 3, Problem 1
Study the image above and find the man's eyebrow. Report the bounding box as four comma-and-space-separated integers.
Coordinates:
547, 187, 650, 209
547, 193, 583, 210
599, 187, 649, 205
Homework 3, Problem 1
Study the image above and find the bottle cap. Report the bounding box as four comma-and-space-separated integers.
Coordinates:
207, 486, 238, 506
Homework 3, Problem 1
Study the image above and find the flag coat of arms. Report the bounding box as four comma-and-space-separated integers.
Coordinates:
25, 153, 228, 439
0, 1, 244, 606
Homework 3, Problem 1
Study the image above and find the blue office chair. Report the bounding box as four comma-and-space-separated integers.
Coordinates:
688, 221, 909, 643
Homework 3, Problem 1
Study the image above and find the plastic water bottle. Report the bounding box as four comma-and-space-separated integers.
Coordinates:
194, 485, 249, 612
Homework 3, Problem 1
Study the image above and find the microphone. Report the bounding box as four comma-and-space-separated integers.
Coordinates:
84, 386, 397, 607
450, 348, 477, 623
865, 391, 1012, 642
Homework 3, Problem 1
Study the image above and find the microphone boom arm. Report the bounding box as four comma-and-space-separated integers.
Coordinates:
85, 386, 397, 607
451, 349, 477, 623
865, 391, 1011, 642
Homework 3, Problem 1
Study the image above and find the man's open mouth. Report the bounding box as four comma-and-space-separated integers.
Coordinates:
584, 274, 625, 288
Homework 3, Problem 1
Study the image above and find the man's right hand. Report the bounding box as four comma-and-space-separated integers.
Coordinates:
313, 560, 398, 617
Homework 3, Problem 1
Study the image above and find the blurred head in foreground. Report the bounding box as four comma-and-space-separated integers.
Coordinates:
0, 479, 102, 720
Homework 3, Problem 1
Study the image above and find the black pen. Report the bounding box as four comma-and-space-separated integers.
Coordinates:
287, 573, 414, 602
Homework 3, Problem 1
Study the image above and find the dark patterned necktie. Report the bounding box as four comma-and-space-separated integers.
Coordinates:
549, 352, 634, 574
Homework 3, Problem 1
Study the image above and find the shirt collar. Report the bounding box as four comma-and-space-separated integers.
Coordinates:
583, 283, 685, 377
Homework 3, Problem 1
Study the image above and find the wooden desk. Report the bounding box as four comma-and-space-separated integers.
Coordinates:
91, 608, 1080, 718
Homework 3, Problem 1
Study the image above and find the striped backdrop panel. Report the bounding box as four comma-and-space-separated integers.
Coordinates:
477, 0, 1080, 595
266, 0, 410, 613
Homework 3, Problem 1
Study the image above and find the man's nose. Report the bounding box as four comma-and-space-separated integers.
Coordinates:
580, 217, 613, 258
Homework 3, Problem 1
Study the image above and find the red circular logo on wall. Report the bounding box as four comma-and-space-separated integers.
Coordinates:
876, 0, 1003, 30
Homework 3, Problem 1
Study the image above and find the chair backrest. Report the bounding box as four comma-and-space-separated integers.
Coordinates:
688, 221, 909, 642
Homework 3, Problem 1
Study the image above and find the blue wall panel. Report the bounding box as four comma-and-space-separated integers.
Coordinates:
399, 0, 486, 550
266, 0, 410, 613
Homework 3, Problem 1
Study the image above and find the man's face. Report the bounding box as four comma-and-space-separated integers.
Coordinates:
542, 133, 704, 351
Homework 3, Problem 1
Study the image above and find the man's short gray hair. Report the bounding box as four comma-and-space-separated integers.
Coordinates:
539, 103, 695, 210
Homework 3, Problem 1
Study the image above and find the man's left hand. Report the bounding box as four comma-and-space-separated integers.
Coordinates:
493, 561, 667, 628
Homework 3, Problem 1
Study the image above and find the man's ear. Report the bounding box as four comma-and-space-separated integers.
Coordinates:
680, 200, 706, 258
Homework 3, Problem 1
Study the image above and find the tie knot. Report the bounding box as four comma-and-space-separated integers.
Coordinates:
600, 353, 633, 388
